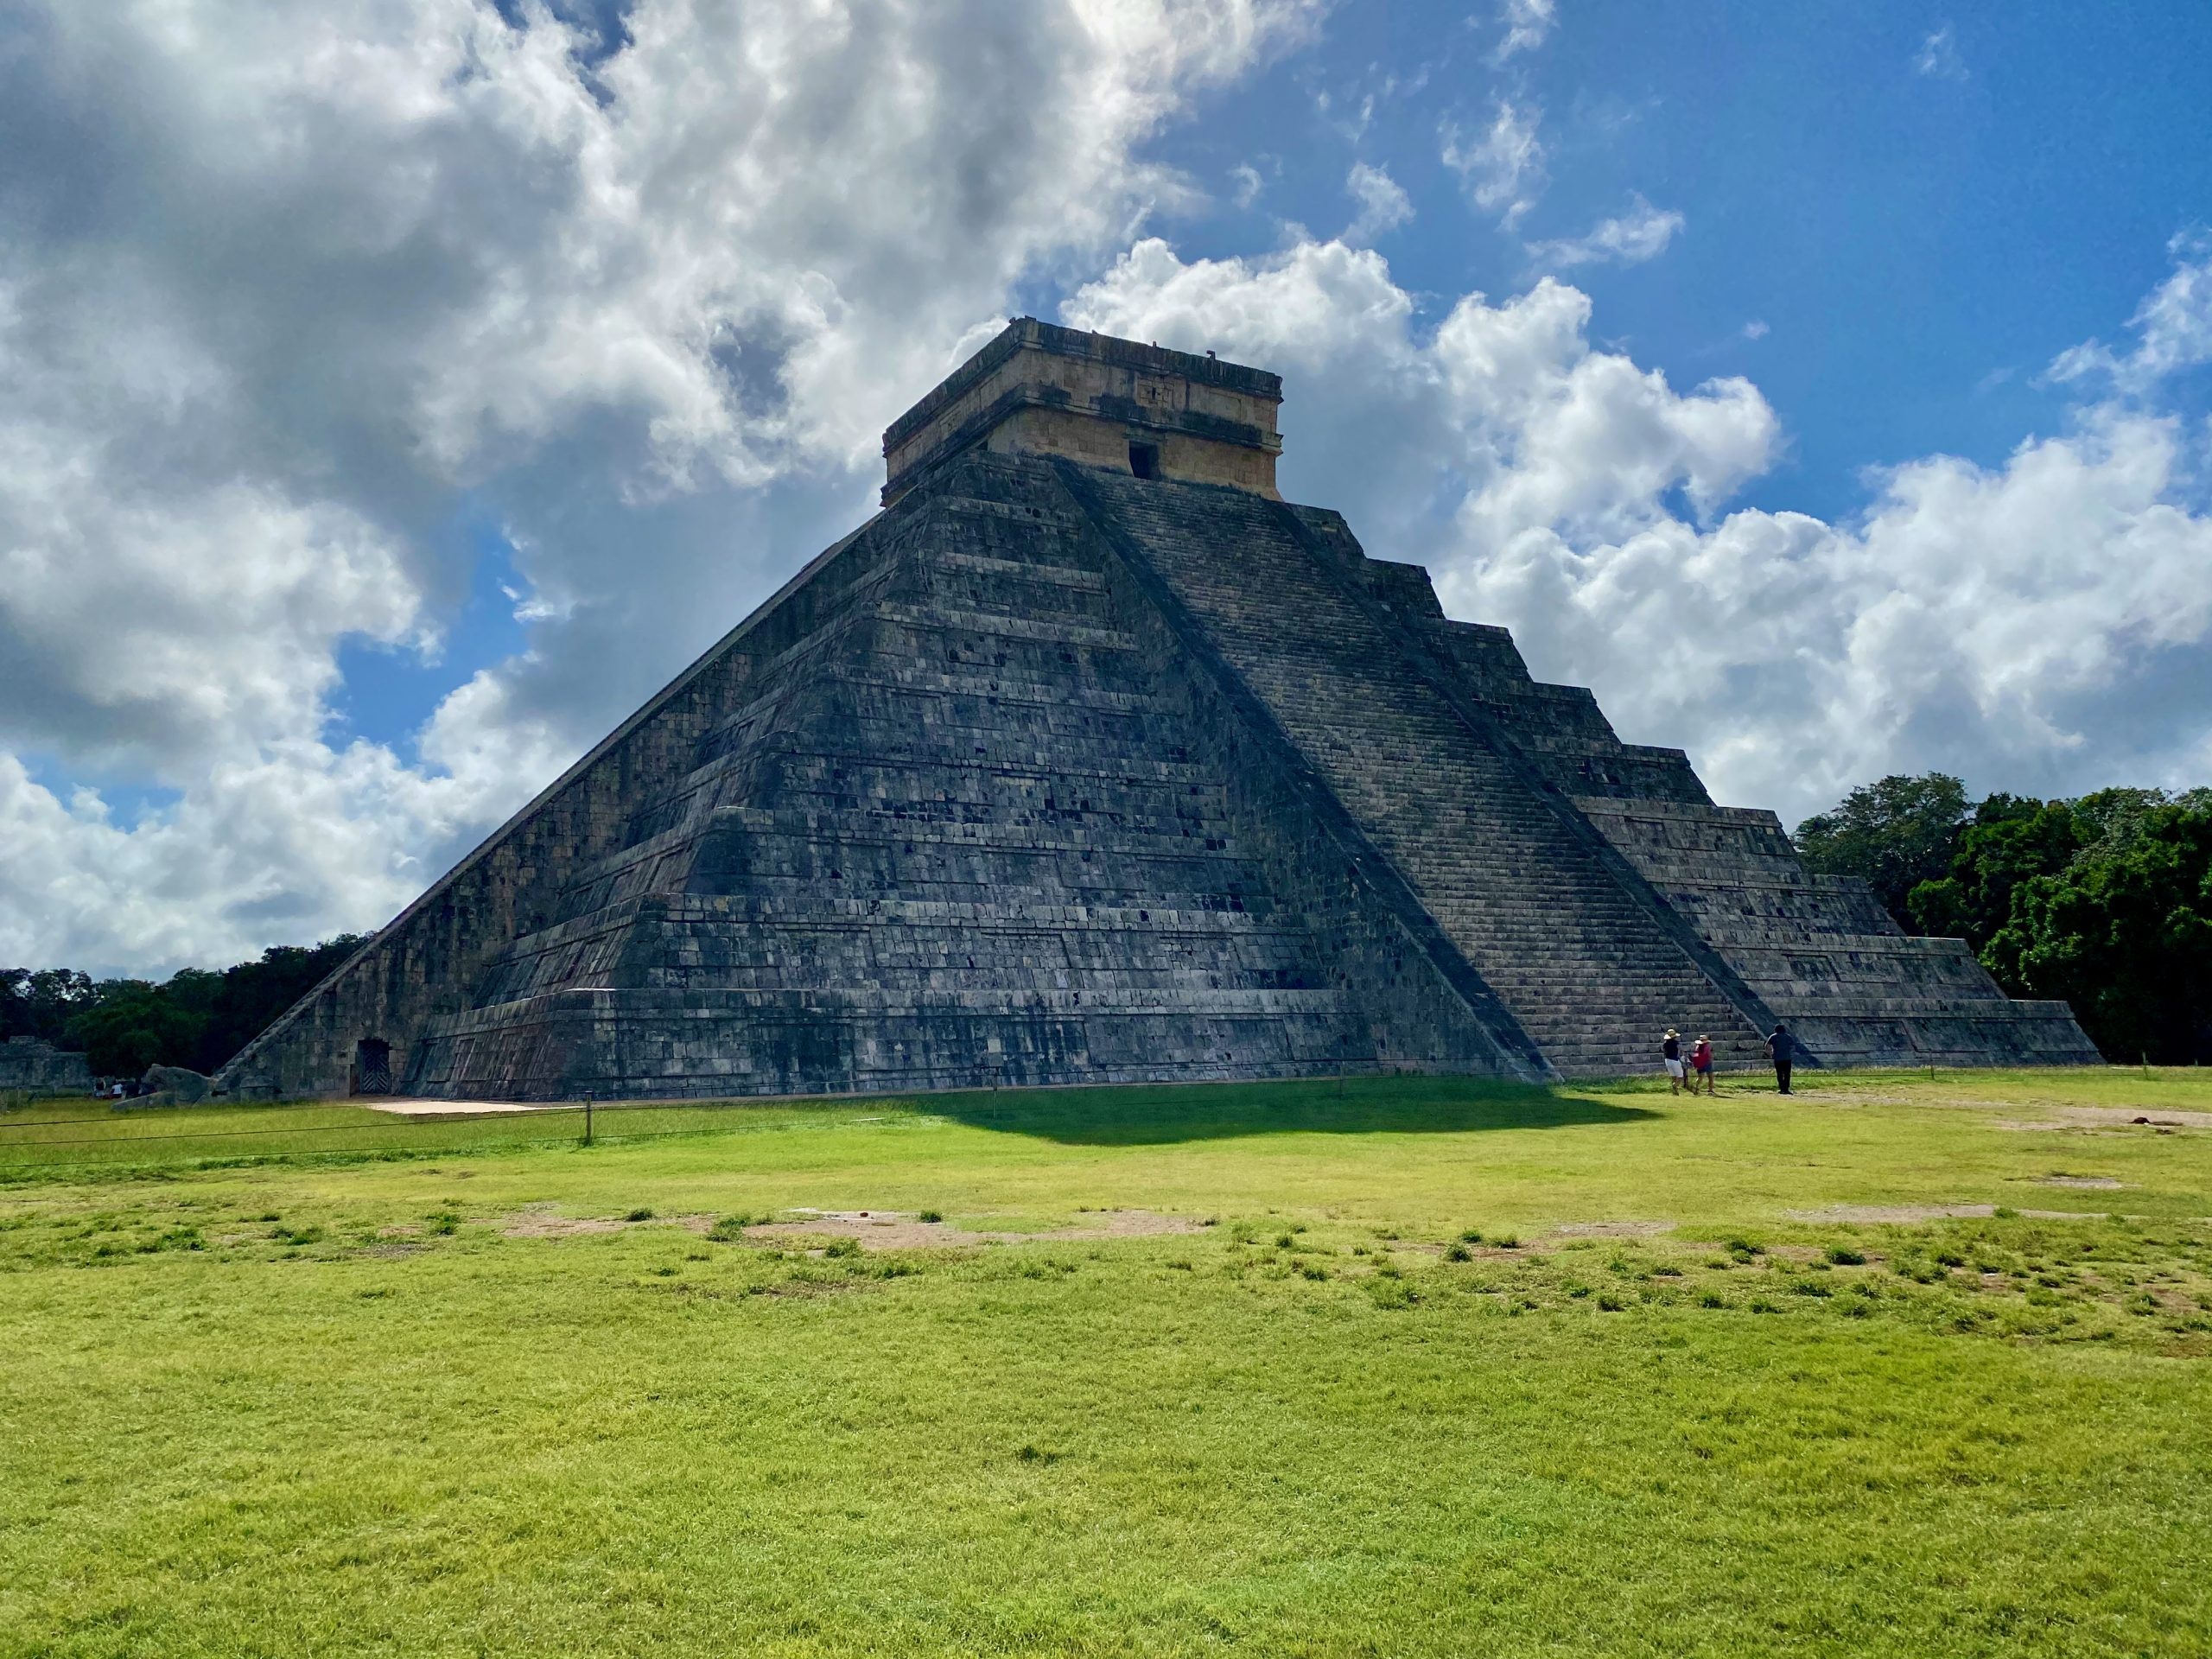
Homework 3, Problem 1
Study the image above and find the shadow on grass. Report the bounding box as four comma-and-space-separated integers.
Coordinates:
924, 1072, 1657, 1147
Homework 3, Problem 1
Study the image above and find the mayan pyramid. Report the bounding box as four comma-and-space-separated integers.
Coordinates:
217, 321, 2100, 1100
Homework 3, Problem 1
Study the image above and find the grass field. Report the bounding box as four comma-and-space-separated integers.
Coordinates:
4, 1066, 2210, 1656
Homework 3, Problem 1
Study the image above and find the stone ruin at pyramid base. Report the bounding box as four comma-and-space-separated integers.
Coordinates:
215, 320, 2100, 1103
1, 1036, 95, 1097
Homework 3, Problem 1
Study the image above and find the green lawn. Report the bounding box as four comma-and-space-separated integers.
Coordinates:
3, 1068, 2209, 1656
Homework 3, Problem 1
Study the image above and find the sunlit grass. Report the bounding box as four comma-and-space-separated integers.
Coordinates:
3, 1067, 2209, 1655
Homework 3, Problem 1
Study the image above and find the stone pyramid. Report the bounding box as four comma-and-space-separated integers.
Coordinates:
218, 321, 2099, 1100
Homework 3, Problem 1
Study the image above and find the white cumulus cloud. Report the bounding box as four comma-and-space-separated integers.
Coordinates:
1915, 25, 1967, 80
1342, 162, 1414, 245
1527, 195, 1684, 270
1493, 0, 1557, 63
2046, 230, 2212, 394
0, 0, 1320, 975
1064, 233, 2212, 825
1442, 99, 1547, 231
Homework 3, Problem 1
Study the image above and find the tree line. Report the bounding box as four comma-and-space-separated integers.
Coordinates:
1794, 775, 2212, 1065
1, 938, 365, 1080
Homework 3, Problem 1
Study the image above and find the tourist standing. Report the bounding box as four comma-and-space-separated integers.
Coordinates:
1767, 1023, 1796, 1095
1661, 1027, 1685, 1094
1690, 1034, 1715, 1096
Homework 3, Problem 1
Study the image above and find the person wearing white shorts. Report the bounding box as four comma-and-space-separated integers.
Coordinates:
1660, 1027, 1686, 1094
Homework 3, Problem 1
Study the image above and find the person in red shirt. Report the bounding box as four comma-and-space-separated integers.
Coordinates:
1690, 1035, 1716, 1096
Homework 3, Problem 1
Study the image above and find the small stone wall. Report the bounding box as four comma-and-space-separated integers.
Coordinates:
0, 1036, 94, 1096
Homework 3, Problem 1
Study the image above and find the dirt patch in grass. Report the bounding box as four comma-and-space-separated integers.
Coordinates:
2056, 1107, 2212, 1129
1992, 1107, 2210, 1133
1548, 1220, 1675, 1239
503, 1213, 631, 1238
749, 1207, 1204, 1251
499, 1205, 713, 1239
368, 1100, 570, 1117
1783, 1203, 2110, 1224
2037, 1174, 2129, 1190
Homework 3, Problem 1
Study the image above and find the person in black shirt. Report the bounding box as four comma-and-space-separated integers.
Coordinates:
1660, 1027, 1685, 1094
1767, 1024, 1796, 1095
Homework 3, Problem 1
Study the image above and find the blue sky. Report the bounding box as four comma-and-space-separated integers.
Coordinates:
1159, 3, 2212, 512
3, 0, 2210, 974
343, 3, 2212, 770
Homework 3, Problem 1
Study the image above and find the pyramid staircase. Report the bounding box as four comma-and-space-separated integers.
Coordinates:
216, 317, 2094, 1103
406, 465, 1382, 1097
1059, 468, 1774, 1078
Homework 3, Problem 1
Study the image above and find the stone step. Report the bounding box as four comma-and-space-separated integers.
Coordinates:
928, 550, 1106, 591
439, 983, 1360, 1025
870, 603, 1135, 652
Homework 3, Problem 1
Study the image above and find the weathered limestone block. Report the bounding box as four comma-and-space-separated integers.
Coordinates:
141, 1065, 213, 1104
0, 1036, 94, 1096
216, 321, 2096, 1100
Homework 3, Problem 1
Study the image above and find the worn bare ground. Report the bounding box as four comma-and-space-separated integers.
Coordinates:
1547, 1220, 1675, 1239
500, 1205, 663, 1238
1782, 1203, 2115, 1224
2037, 1174, 2129, 1190
369, 1100, 569, 1117
498, 1205, 1205, 1249
1853, 1092, 2203, 1124
1994, 1106, 2208, 1133
750, 1208, 1207, 1250
2052, 1106, 2212, 1128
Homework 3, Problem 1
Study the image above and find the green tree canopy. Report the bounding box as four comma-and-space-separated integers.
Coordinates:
1983, 798, 2212, 1065
1798, 778, 2210, 1063
1794, 772, 1972, 929
4, 935, 366, 1080
65, 982, 202, 1077
1908, 798, 2082, 947
0, 968, 96, 1046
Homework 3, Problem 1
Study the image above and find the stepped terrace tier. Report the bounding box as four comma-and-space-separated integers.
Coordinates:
216, 323, 2097, 1100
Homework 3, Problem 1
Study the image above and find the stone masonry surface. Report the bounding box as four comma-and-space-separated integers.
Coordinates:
1, 1036, 95, 1096
215, 324, 2097, 1100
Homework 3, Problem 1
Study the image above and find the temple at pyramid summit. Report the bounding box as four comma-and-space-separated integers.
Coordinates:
216, 320, 2100, 1100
